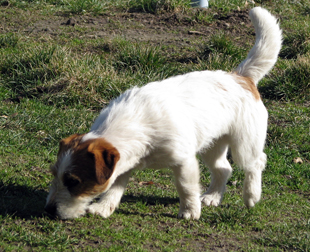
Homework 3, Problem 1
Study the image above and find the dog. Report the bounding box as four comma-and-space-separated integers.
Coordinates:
45, 7, 282, 220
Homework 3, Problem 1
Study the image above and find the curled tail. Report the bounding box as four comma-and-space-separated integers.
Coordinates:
235, 7, 282, 85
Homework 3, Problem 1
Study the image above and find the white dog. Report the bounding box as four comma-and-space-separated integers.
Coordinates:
45, 7, 282, 220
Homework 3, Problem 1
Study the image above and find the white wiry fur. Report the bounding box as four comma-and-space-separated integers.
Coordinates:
235, 7, 282, 85
46, 7, 282, 220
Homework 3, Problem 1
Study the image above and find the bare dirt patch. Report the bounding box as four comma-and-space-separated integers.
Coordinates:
1, 7, 255, 51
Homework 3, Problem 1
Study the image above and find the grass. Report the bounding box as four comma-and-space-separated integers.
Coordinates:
126, 0, 191, 13
112, 40, 167, 73
261, 56, 310, 101
1, 0, 310, 251
0, 33, 19, 49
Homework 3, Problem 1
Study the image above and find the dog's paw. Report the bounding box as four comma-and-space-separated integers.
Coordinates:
178, 202, 201, 220
200, 193, 222, 207
86, 202, 116, 218
57, 206, 86, 219
243, 193, 260, 208
244, 198, 256, 208
178, 208, 201, 220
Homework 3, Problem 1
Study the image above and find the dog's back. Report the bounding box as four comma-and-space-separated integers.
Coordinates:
93, 7, 282, 157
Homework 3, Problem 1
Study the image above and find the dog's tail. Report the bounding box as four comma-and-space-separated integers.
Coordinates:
235, 7, 282, 85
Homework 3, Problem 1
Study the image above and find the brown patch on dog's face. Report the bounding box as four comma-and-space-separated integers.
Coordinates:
233, 74, 261, 100
58, 134, 86, 157
52, 135, 120, 197
50, 134, 85, 176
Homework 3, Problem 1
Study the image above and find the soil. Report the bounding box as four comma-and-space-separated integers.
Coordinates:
1, 7, 255, 52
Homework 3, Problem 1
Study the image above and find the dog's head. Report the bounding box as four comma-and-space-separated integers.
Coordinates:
45, 134, 120, 219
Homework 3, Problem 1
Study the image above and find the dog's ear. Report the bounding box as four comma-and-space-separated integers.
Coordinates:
58, 134, 85, 157
87, 139, 120, 185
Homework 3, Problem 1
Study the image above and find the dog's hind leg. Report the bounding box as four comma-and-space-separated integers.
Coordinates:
242, 153, 266, 207
229, 129, 267, 208
172, 157, 201, 219
200, 136, 232, 207
232, 148, 266, 208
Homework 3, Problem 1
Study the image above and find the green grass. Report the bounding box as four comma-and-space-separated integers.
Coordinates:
111, 40, 167, 73
126, 0, 191, 13
0, 33, 19, 49
260, 56, 310, 101
1, 0, 310, 251
6, 0, 192, 14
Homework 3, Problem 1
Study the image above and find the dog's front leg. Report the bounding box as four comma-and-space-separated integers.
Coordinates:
172, 158, 201, 220
87, 171, 131, 218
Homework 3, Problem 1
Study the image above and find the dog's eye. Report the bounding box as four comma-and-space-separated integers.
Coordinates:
63, 172, 81, 188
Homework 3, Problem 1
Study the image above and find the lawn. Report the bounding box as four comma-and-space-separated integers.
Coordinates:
0, 0, 309, 251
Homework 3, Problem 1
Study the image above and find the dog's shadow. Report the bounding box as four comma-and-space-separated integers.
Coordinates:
0, 181, 180, 219
117, 194, 180, 218
121, 194, 179, 206
0, 181, 47, 219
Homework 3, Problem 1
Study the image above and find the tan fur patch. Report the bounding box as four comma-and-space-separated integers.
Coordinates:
233, 74, 261, 100
87, 139, 120, 185
217, 82, 227, 92
58, 134, 86, 157
53, 135, 120, 197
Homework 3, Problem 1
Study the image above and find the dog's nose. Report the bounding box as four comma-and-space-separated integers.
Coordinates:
44, 203, 57, 216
